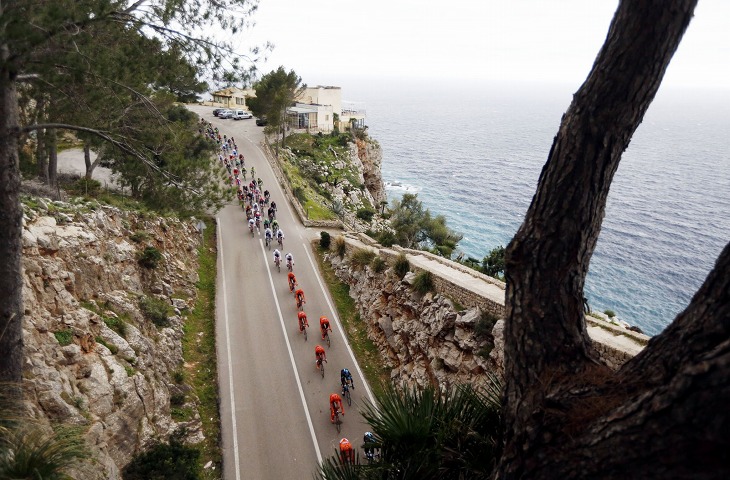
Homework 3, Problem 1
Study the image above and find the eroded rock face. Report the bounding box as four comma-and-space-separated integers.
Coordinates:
326, 252, 501, 390
21, 198, 202, 479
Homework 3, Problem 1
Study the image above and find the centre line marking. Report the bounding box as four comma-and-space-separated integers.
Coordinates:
259, 238, 323, 463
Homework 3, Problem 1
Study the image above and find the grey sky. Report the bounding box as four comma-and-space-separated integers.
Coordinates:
240, 0, 729, 89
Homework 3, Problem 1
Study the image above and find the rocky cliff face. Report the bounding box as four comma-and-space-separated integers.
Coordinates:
20, 197, 202, 479
326, 252, 500, 390
352, 136, 386, 206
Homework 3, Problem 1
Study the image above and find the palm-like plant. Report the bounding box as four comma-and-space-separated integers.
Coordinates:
0, 388, 89, 480
318, 377, 502, 480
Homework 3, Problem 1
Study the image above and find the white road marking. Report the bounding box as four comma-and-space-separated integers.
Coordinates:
217, 219, 242, 480
303, 244, 376, 404
258, 238, 323, 463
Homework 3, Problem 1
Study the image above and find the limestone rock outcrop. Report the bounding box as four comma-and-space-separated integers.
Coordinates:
326, 251, 499, 389
20, 197, 202, 479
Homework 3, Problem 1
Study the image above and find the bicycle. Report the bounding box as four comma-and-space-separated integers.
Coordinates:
316, 357, 326, 378
265, 235, 271, 249
287, 259, 294, 272
249, 223, 254, 237
277, 236, 283, 249
342, 382, 352, 406
301, 323, 308, 341
333, 408, 342, 433
322, 329, 331, 348
296, 296, 305, 311
274, 256, 281, 272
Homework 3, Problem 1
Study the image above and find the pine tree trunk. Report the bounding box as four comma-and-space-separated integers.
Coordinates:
496, 1, 728, 478
0, 45, 24, 386
36, 98, 47, 182
47, 127, 58, 187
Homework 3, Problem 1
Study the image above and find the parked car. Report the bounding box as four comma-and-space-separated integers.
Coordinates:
213, 108, 224, 117
255, 116, 268, 126
218, 109, 234, 119
232, 110, 253, 120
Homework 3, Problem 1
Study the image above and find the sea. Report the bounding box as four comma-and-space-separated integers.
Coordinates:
342, 77, 730, 336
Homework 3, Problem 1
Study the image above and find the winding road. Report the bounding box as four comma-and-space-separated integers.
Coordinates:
187, 106, 374, 479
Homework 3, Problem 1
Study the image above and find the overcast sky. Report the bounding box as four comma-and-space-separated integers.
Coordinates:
238, 0, 729, 90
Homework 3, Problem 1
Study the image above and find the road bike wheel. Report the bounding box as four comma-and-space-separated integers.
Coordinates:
335, 413, 341, 433
345, 388, 351, 406
320, 361, 325, 378
303, 326, 307, 341
325, 332, 331, 348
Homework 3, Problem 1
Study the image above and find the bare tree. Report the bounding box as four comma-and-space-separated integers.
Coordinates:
498, 1, 729, 478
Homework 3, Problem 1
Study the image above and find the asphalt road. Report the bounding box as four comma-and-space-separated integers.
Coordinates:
187, 105, 375, 479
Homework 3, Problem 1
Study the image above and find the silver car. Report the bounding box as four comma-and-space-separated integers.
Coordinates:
218, 109, 234, 119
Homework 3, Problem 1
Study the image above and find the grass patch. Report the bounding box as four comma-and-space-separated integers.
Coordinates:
371, 255, 386, 273
54, 329, 74, 346
181, 216, 222, 478
350, 248, 376, 269
95, 336, 119, 355
411, 270, 434, 294
393, 253, 410, 279
140, 296, 173, 327
312, 241, 390, 398
103, 315, 128, 338
333, 235, 346, 258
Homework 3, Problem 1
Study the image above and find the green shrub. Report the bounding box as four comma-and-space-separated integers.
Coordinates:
319, 231, 331, 249
393, 253, 410, 279
172, 370, 185, 384
371, 255, 386, 273
170, 393, 186, 407
140, 296, 172, 327
54, 329, 74, 346
103, 315, 127, 338
122, 431, 201, 480
475, 312, 499, 338
129, 231, 149, 243
376, 230, 396, 247
412, 270, 434, 294
351, 248, 376, 268
69, 177, 102, 197
334, 235, 347, 258
138, 246, 163, 269
356, 207, 376, 222
293, 186, 307, 204
604, 309, 616, 318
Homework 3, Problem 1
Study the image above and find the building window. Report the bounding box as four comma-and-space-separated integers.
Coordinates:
325, 115, 329, 121
236, 98, 244, 105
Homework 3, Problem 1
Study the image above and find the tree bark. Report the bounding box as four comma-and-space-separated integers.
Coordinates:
496, 1, 729, 478
47, 127, 58, 187
36, 98, 47, 182
0, 44, 24, 386
83, 142, 100, 180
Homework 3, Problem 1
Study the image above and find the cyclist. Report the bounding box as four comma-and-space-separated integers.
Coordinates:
315, 345, 327, 368
270, 201, 277, 217
329, 393, 344, 424
254, 211, 261, 229
320, 316, 332, 340
363, 432, 377, 462
248, 217, 255, 233
340, 368, 354, 394
298, 311, 309, 334
250, 166, 255, 177
263, 218, 270, 230
245, 204, 252, 220
285, 252, 294, 271
273, 249, 282, 268
339, 438, 355, 465
264, 227, 273, 246
276, 228, 284, 247
287, 272, 297, 292
295, 288, 306, 310
271, 218, 279, 233
252, 202, 259, 213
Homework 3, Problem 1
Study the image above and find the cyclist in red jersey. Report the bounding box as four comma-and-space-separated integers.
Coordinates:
315, 345, 327, 369
288, 272, 297, 292
298, 311, 309, 333
319, 316, 332, 340
339, 438, 355, 464
329, 393, 344, 423
295, 288, 306, 309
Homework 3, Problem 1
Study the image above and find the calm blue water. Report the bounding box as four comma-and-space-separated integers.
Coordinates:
344, 78, 730, 336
